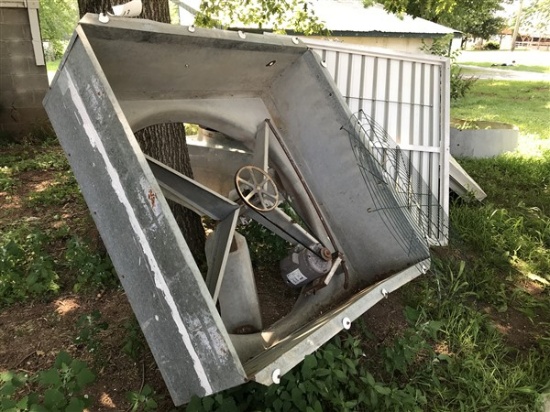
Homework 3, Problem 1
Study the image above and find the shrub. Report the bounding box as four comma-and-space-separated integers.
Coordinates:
483, 41, 500, 50
421, 35, 477, 100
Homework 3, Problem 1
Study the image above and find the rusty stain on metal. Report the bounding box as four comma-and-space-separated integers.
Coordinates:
148, 189, 157, 208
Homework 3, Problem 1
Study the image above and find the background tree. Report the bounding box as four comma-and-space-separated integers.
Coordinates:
436, 0, 506, 41
520, 0, 550, 45
194, 0, 325, 33
364, 0, 507, 41
39, 0, 78, 59
77, 0, 206, 261
362, 0, 457, 20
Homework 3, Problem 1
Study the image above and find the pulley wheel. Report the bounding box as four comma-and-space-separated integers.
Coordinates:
235, 165, 279, 212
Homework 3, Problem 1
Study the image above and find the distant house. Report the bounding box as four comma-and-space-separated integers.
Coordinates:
174, 0, 461, 54
493, 27, 515, 50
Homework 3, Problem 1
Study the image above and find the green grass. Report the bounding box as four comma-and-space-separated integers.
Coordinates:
461, 62, 550, 74
451, 80, 550, 142
46, 59, 61, 73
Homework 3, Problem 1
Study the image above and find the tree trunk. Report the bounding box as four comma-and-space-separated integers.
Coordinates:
77, 0, 206, 262
137, 124, 206, 262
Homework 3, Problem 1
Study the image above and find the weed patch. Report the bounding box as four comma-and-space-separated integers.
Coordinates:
64, 237, 118, 292
0, 352, 95, 411
0, 226, 60, 306
25, 171, 79, 208
0, 167, 16, 192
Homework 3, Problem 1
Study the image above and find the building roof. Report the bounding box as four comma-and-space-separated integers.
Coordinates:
173, 0, 460, 38
312, 0, 460, 37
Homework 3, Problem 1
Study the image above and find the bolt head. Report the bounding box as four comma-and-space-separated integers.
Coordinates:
272, 369, 281, 384
342, 317, 352, 330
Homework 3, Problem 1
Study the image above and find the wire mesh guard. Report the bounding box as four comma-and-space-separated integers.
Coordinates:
342, 111, 446, 263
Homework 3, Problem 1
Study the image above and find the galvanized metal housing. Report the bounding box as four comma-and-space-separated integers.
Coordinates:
44, 15, 431, 406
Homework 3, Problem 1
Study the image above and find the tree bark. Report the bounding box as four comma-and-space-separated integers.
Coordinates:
137, 124, 206, 262
77, 0, 206, 262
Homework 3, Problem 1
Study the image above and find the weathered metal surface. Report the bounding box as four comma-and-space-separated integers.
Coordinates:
215, 233, 263, 333
44, 15, 436, 406
147, 157, 239, 220
43, 29, 246, 405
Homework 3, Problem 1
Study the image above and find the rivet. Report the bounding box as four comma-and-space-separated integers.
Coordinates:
238, 30, 246, 39
321, 60, 327, 68
188, 25, 196, 33
342, 317, 351, 330
292, 36, 300, 44
272, 369, 281, 384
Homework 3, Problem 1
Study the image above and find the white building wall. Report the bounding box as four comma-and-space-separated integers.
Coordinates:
304, 39, 450, 245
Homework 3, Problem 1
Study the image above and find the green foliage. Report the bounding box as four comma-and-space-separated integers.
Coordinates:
126, 385, 159, 412
39, 0, 78, 59
449, 65, 477, 100
195, 0, 326, 34
363, 0, 456, 20
25, 171, 79, 208
44, 40, 67, 62
40, 0, 77, 41
0, 352, 95, 412
0, 166, 16, 192
365, 0, 506, 39
122, 317, 146, 361
64, 236, 118, 292
0, 227, 60, 306
421, 35, 477, 100
520, 0, 550, 42
451, 152, 550, 286
184, 123, 199, 136
0, 147, 67, 172
74, 310, 109, 358
186, 333, 435, 412
483, 40, 500, 50
401, 254, 550, 410
237, 219, 292, 267
382, 314, 442, 377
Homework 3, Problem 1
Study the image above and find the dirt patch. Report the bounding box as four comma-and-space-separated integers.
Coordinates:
360, 291, 408, 344
483, 304, 549, 351
0, 170, 57, 222
255, 265, 300, 328
0, 290, 169, 411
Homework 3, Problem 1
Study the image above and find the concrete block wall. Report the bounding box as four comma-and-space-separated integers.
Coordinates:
0, 6, 49, 141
